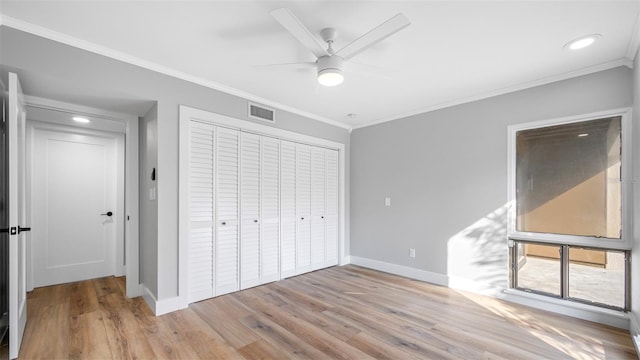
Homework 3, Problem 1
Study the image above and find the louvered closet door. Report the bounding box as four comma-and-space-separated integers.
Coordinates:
295, 143, 312, 274
215, 127, 240, 296
240, 132, 260, 289
325, 149, 339, 266
310, 147, 326, 270
188, 121, 215, 303
280, 140, 297, 278
260, 136, 280, 284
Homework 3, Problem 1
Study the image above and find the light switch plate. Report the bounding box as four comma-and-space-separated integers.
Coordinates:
385, 197, 391, 206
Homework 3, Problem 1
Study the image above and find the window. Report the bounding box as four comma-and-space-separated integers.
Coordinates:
508, 111, 630, 311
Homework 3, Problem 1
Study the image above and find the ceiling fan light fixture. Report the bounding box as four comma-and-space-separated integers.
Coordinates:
317, 55, 344, 87
318, 68, 344, 86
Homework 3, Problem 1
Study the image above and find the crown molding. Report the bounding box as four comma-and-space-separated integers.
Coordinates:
625, 11, 640, 61
0, 15, 352, 131
352, 58, 632, 130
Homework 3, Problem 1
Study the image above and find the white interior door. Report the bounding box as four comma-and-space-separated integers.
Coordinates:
295, 143, 311, 274
325, 149, 339, 266
260, 136, 280, 284
8, 72, 28, 360
310, 147, 326, 270
215, 127, 240, 296
188, 121, 215, 303
240, 132, 260, 289
280, 140, 296, 278
32, 127, 118, 287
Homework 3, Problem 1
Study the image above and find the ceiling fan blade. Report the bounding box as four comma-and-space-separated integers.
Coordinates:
270, 8, 328, 58
347, 62, 393, 81
336, 13, 410, 61
254, 62, 316, 71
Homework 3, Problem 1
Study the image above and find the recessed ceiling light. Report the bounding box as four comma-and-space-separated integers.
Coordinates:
564, 34, 601, 50
346, 113, 357, 118
73, 116, 90, 123
578, 133, 589, 137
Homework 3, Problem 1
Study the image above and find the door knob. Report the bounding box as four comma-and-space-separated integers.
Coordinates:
221, 221, 226, 226
18, 226, 31, 234
101, 211, 113, 217
253, 219, 258, 223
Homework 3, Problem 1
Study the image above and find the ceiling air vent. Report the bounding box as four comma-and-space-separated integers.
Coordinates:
248, 102, 275, 123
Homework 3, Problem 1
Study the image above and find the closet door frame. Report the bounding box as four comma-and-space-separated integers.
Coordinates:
179, 106, 346, 309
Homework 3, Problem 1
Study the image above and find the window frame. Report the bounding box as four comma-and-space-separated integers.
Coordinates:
511, 240, 630, 311
507, 108, 633, 251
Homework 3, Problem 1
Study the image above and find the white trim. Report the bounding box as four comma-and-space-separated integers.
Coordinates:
1, 15, 351, 131
24, 96, 141, 297
349, 255, 630, 330
630, 312, 640, 354
142, 285, 187, 316
353, 59, 632, 130
626, 11, 640, 61
179, 105, 347, 309
25, 95, 135, 124
502, 289, 629, 330
5, 14, 632, 133
349, 256, 449, 286
507, 107, 633, 250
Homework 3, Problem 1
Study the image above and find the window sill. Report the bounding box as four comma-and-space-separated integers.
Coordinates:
502, 288, 629, 330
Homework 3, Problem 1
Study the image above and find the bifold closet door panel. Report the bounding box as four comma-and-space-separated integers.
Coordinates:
215, 127, 240, 296
240, 132, 261, 289
280, 140, 297, 278
295, 143, 312, 273
188, 121, 215, 303
310, 147, 326, 270
260, 136, 280, 284
325, 149, 339, 266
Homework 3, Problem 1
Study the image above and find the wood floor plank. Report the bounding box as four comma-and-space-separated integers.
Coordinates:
231, 289, 375, 360
237, 339, 290, 360
190, 300, 260, 349
17, 266, 637, 360
68, 311, 113, 360
99, 292, 156, 359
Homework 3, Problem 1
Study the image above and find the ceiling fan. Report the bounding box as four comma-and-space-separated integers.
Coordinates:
268, 8, 411, 87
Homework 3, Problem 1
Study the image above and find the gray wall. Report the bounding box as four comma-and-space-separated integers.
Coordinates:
0, 26, 350, 301
351, 66, 632, 290
633, 50, 640, 331
140, 104, 158, 297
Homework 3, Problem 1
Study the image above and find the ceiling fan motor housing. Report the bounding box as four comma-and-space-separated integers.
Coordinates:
317, 55, 344, 75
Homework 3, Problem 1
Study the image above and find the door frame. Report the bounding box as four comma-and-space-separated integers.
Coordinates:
24, 96, 141, 297
177, 105, 347, 312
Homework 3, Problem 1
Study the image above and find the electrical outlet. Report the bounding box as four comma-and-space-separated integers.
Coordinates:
409, 248, 416, 258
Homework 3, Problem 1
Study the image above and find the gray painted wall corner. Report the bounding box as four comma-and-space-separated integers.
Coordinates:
140, 103, 159, 298
631, 47, 640, 346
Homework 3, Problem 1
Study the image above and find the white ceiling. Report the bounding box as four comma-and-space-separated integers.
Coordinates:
1, 1, 639, 129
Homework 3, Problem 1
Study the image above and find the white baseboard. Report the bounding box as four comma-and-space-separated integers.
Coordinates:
350, 256, 449, 286
141, 286, 187, 316
631, 312, 640, 355
348, 255, 630, 330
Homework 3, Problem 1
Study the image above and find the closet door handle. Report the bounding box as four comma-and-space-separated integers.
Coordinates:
253, 219, 258, 223
321, 216, 324, 219
300, 217, 305, 220
221, 221, 226, 226
18, 226, 31, 234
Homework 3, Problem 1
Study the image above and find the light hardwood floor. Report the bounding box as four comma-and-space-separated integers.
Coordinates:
18, 265, 637, 359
